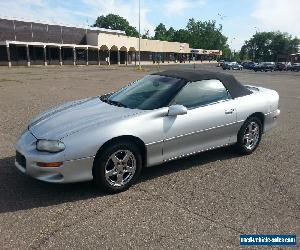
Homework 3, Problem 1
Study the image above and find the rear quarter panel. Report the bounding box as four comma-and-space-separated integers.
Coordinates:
234, 86, 279, 132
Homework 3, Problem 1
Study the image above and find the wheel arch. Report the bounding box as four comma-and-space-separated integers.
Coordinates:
247, 112, 265, 130
94, 135, 147, 167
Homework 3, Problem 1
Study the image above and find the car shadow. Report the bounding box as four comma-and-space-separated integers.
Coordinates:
0, 146, 240, 214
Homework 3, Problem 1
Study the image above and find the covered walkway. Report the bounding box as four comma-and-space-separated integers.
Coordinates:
0, 41, 222, 68
0, 41, 141, 67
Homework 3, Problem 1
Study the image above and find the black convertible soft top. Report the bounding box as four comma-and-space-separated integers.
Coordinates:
152, 69, 251, 98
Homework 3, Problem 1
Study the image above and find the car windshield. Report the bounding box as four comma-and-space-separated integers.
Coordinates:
104, 75, 186, 110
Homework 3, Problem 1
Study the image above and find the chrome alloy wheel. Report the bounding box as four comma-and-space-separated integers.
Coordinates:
243, 121, 260, 150
104, 150, 136, 187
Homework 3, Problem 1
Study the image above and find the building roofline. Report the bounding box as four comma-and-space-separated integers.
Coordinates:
0, 16, 126, 35
0, 40, 99, 49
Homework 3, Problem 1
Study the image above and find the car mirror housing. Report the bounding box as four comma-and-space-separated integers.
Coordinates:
168, 105, 188, 116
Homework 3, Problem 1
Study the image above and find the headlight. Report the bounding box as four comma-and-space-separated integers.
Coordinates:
36, 140, 65, 153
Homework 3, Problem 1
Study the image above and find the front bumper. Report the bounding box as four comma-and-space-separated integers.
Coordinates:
264, 109, 280, 133
15, 130, 94, 183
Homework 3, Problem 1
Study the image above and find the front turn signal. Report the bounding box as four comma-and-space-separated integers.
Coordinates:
37, 162, 63, 168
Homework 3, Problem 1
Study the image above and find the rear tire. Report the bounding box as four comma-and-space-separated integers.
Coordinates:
236, 117, 262, 155
93, 141, 142, 193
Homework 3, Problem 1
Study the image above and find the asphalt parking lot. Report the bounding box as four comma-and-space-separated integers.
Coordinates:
0, 64, 299, 249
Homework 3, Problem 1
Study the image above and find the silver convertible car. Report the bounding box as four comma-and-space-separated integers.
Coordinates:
15, 70, 280, 192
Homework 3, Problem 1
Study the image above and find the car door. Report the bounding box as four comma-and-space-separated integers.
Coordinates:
163, 79, 237, 161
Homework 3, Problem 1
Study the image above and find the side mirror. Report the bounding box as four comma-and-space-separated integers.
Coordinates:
168, 105, 187, 116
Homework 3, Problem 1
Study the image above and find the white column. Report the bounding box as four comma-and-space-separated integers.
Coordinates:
59, 47, 62, 66
6, 44, 11, 67
26, 45, 30, 67
43, 46, 47, 66
117, 50, 120, 65
108, 50, 111, 65
86, 47, 89, 66
73, 47, 76, 66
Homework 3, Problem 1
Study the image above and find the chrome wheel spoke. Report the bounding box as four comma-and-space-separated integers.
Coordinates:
116, 173, 124, 185
122, 151, 130, 164
243, 121, 260, 150
105, 168, 117, 177
243, 133, 251, 140
125, 165, 135, 173
104, 149, 137, 187
245, 139, 252, 147
111, 154, 120, 165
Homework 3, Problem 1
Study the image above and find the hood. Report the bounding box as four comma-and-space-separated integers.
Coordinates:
29, 97, 143, 140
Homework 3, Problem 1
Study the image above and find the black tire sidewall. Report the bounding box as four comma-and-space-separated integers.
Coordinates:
93, 142, 142, 193
236, 117, 262, 155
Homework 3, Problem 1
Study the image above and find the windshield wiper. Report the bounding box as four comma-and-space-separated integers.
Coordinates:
107, 100, 127, 108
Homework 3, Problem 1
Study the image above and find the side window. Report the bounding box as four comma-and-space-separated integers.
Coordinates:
172, 79, 230, 108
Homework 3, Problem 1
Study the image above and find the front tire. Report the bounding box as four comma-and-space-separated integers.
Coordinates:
93, 141, 142, 193
236, 117, 262, 155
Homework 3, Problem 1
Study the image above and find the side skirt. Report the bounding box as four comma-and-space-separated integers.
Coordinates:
145, 142, 236, 167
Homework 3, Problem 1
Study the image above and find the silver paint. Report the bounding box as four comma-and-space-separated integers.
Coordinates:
15, 85, 280, 183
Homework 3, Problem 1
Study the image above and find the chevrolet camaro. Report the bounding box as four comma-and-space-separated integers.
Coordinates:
15, 70, 280, 192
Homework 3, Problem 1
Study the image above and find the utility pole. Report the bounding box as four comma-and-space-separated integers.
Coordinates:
253, 26, 259, 62
230, 37, 235, 60
217, 13, 226, 61
138, 0, 141, 70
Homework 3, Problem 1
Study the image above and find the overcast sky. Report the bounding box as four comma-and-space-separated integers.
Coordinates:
0, 0, 299, 50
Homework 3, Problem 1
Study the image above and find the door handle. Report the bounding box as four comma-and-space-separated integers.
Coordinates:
225, 108, 235, 114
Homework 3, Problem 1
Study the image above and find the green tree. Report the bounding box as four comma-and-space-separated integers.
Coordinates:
154, 23, 168, 40
240, 31, 299, 62
166, 27, 175, 41
172, 29, 190, 43
142, 29, 150, 39
93, 14, 139, 37
221, 46, 232, 60
239, 45, 250, 61
153, 19, 228, 52
270, 32, 299, 61
186, 19, 228, 50
154, 24, 177, 41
